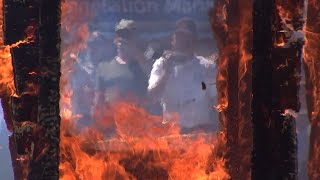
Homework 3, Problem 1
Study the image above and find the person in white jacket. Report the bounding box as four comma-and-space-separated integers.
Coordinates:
148, 18, 218, 133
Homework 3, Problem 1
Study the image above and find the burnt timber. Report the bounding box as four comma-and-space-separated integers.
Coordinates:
210, 0, 253, 179
3, 0, 40, 179
3, 0, 62, 179
252, 0, 305, 179
27, 0, 61, 179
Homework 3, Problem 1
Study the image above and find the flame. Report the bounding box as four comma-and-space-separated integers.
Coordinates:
209, 0, 232, 178
0, 1, 14, 96
275, 36, 286, 47
276, 0, 304, 25
0, 1, 36, 179
0, 34, 34, 97
60, 102, 229, 180
275, 0, 305, 47
0, 45, 15, 96
238, 0, 253, 179
59, 0, 229, 179
304, 0, 320, 178
210, 0, 253, 178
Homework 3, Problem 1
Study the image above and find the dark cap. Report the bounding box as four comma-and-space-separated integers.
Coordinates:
114, 19, 137, 39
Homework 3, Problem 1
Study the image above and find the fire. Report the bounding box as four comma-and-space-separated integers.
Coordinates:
0, 33, 34, 97
0, 1, 37, 179
59, 0, 229, 179
0, 0, 36, 97
275, 36, 286, 47
210, 0, 253, 178
275, 0, 305, 47
60, 102, 228, 179
0, 44, 15, 96
0, 0, 14, 96
238, 0, 253, 179
304, 0, 320, 178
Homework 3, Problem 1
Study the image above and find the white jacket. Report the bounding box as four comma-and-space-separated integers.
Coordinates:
148, 55, 218, 130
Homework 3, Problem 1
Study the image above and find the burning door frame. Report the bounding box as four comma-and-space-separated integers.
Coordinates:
0, 0, 319, 179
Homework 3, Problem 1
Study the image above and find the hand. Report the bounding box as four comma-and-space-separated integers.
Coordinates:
162, 51, 190, 71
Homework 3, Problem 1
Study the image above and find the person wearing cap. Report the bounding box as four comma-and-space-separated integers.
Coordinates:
93, 19, 150, 109
148, 18, 218, 133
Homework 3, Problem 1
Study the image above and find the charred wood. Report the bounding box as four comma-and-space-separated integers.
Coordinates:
252, 0, 304, 179
27, 0, 61, 179
3, 0, 40, 179
210, 0, 252, 179
3, 0, 40, 156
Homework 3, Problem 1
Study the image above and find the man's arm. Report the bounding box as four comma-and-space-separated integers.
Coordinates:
147, 57, 171, 102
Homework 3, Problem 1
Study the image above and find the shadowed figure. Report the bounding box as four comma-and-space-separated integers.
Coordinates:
148, 18, 218, 133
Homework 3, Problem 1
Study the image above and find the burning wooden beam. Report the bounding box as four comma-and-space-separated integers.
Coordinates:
0, 1, 26, 179
252, 0, 305, 179
3, 0, 40, 179
210, 0, 253, 178
304, 0, 320, 179
27, 0, 62, 179
2, 0, 61, 179
3, 0, 40, 156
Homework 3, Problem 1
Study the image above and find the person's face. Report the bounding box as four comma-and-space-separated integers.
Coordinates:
171, 31, 195, 52
114, 36, 135, 61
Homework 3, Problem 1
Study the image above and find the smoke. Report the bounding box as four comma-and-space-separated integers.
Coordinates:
64, 0, 217, 129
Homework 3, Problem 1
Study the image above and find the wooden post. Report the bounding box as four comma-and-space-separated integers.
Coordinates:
3, 0, 40, 156
3, 0, 40, 179
210, 0, 253, 178
3, 0, 61, 179
27, 0, 61, 179
251, 1, 275, 178
252, 0, 304, 179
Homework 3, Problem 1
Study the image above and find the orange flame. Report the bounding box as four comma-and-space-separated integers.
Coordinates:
210, 0, 253, 178
209, 0, 230, 178
60, 102, 229, 180
238, 0, 253, 179
0, 1, 37, 179
304, 0, 320, 178
275, 0, 305, 47
0, 32, 34, 97
59, 0, 229, 179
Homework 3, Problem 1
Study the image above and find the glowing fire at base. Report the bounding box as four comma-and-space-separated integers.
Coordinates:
60, 102, 228, 180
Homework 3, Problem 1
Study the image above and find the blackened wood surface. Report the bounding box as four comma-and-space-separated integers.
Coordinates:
3, 0, 40, 179
270, 48, 300, 180
224, 0, 241, 178
3, 0, 40, 155
27, 0, 61, 179
252, 0, 302, 179
252, 0, 275, 179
